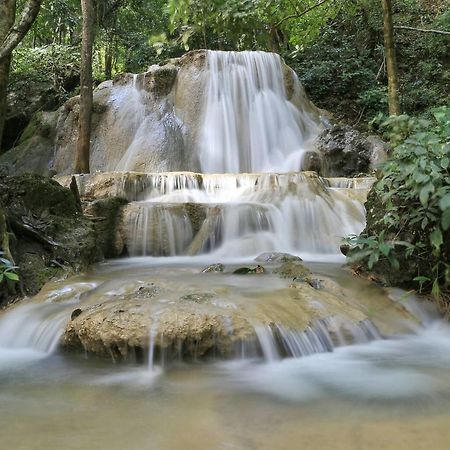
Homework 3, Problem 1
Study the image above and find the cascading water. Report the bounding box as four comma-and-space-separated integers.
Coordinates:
1, 49, 446, 408
199, 51, 319, 173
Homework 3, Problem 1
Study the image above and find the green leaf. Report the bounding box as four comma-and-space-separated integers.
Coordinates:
379, 243, 391, 257
439, 193, 450, 211
441, 157, 449, 169
430, 228, 443, 250
442, 209, 450, 231
387, 254, 400, 270
413, 276, 430, 282
419, 183, 434, 207
4, 272, 19, 281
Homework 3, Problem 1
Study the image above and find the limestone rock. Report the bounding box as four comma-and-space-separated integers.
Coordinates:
0, 111, 58, 176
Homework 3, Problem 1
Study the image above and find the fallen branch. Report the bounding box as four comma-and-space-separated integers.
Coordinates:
394, 25, 450, 36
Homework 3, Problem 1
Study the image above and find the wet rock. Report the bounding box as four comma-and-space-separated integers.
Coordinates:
308, 278, 324, 290
340, 243, 350, 256
71, 308, 83, 320
302, 151, 323, 173
83, 197, 128, 258
273, 261, 311, 281
316, 124, 389, 177
201, 263, 225, 273
255, 252, 302, 263
135, 284, 161, 299
1, 50, 322, 176
233, 265, 266, 275
63, 296, 256, 360
144, 64, 178, 97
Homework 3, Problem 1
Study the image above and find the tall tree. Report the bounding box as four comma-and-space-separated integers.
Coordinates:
381, 0, 400, 115
75, 0, 96, 173
0, 0, 43, 151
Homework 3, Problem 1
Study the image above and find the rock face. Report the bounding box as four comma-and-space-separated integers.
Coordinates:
316, 124, 389, 177
0, 174, 103, 304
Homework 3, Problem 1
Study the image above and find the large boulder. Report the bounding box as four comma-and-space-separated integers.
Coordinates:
316, 124, 389, 177
0, 174, 103, 304
0, 111, 57, 177
60, 263, 416, 361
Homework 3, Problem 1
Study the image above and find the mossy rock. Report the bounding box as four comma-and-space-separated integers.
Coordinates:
0, 174, 104, 304
1, 173, 78, 217
233, 265, 266, 275
273, 261, 311, 281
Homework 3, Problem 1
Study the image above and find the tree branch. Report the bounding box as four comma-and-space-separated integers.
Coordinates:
275, 0, 333, 28
394, 25, 450, 36
0, 0, 43, 63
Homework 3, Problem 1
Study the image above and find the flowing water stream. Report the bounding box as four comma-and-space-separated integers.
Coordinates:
2, 51, 450, 449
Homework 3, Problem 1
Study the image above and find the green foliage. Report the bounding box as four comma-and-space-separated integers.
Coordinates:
292, 0, 449, 125
163, 0, 354, 52
10, 44, 81, 103
0, 252, 19, 285
347, 106, 450, 297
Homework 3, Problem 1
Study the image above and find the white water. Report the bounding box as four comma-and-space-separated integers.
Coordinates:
200, 51, 319, 173
121, 172, 367, 258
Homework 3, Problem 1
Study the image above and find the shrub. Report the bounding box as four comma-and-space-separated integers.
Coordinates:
347, 106, 450, 299
0, 252, 19, 285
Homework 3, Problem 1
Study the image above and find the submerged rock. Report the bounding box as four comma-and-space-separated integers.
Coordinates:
255, 252, 302, 263
201, 263, 225, 273
44, 260, 419, 362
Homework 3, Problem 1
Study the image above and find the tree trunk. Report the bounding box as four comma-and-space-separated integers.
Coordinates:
0, 0, 43, 63
381, 0, 401, 115
0, 0, 16, 152
75, 0, 96, 174
104, 32, 113, 80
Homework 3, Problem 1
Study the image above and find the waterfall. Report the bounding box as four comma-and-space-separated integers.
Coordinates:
0, 50, 379, 367
118, 172, 366, 258
199, 51, 319, 173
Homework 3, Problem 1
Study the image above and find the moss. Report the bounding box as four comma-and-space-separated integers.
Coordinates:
17, 112, 44, 145
1, 173, 78, 217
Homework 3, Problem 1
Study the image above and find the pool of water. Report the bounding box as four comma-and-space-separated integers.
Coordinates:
1, 259, 449, 450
